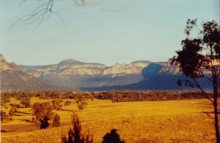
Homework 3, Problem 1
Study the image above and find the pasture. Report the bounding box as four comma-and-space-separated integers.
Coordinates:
1, 96, 217, 143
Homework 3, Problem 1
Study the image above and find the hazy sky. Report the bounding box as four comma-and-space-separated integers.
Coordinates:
0, 0, 218, 66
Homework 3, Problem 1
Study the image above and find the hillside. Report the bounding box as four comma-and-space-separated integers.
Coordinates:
20, 59, 152, 89
2, 53, 216, 91
82, 63, 215, 91
1, 98, 215, 143
0, 54, 64, 91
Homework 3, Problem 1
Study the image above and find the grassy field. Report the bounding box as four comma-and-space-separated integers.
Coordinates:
1, 97, 217, 143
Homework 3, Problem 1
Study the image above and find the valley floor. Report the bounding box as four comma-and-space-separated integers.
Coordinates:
1, 98, 218, 143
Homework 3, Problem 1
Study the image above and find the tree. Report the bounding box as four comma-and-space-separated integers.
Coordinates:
51, 99, 63, 110
0, 111, 7, 121
171, 19, 220, 143
75, 95, 88, 111
102, 129, 125, 143
64, 100, 72, 106
1, 95, 10, 106
32, 102, 54, 129
53, 114, 60, 127
61, 112, 93, 143
9, 108, 16, 119
9, 103, 20, 113
20, 97, 31, 108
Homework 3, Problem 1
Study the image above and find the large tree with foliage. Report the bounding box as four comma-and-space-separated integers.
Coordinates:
32, 102, 54, 129
172, 19, 220, 143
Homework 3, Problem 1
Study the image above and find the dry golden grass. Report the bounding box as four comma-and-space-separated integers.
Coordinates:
1, 97, 218, 143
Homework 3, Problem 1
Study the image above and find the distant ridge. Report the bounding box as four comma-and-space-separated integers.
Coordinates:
1, 54, 216, 91
58, 59, 84, 65
81, 74, 214, 91
0, 54, 67, 91
20, 59, 152, 89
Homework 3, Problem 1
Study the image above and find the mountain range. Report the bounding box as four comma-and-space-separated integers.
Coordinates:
0, 54, 215, 91
20, 59, 155, 89
0, 54, 66, 91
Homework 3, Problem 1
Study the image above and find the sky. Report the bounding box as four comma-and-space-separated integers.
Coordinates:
0, 0, 219, 66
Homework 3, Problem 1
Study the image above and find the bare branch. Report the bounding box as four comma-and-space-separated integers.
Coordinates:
16, 0, 55, 30
18, 0, 27, 8
217, 66, 220, 77
192, 78, 213, 104
177, 78, 213, 103
16, 0, 88, 30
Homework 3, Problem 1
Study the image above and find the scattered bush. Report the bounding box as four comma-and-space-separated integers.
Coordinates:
0, 90, 211, 105
9, 103, 21, 108
64, 100, 72, 106
61, 113, 126, 143
7, 103, 19, 119
102, 129, 125, 143
0, 111, 7, 121
20, 97, 31, 108
50, 92, 63, 99
14, 92, 33, 100
51, 99, 63, 110
1, 96, 10, 106
32, 102, 54, 129
75, 96, 88, 110
40, 116, 49, 129
38, 92, 48, 99
9, 108, 16, 118
53, 114, 60, 127
61, 112, 93, 143
93, 91, 211, 102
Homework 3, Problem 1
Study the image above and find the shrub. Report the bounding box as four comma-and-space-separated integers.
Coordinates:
61, 112, 93, 143
0, 111, 7, 121
9, 103, 21, 108
51, 99, 63, 110
32, 102, 54, 129
53, 114, 60, 127
1, 96, 10, 106
75, 96, 87, 110
20, 97, 31, 108
9, 108, 16, 118
102, 129, 125, 143
14, 92, 31, 100
64, 100, 72, 106
8, 104, 19, 119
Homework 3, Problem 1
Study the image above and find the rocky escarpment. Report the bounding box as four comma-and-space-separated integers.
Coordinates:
102, 61, 150, 75
20, 59, 106, 77
0, 54, 62, 91
2, 53, 217, 91
159, 60, 218, 75
0, 54, 19, 71
19, 59, 152, 89
20, 59, 151, 77
159, 62, 180, 74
